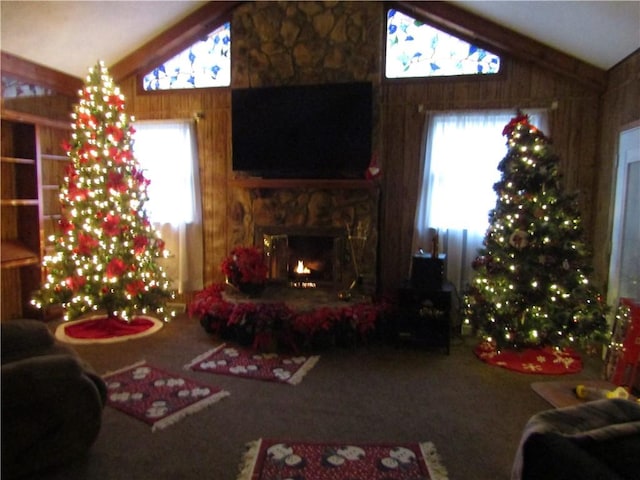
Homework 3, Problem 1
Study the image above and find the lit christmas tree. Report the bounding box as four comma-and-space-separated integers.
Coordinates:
32, 61, 174, 322
464, 112, 608, 350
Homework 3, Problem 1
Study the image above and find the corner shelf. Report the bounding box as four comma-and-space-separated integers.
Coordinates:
1, 109, 70, 321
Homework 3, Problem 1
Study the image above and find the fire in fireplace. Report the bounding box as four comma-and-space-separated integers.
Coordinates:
257, 226, 347, 288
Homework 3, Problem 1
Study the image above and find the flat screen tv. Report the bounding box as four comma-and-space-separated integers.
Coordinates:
232, 82, 372, 179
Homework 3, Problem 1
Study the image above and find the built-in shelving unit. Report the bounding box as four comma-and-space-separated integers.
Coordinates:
1, 109, 70, 321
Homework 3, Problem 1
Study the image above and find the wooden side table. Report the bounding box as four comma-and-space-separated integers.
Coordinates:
393, 280, 453, 354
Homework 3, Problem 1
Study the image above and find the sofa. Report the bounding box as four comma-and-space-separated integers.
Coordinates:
512, 398, 640, 480
1, 319, 107, 479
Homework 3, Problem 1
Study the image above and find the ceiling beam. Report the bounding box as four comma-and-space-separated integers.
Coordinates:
109, 1, 240, 82
392, 1, 607, 91
1, 51, 83, 98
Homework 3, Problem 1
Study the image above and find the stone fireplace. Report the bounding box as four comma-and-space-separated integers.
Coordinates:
228, 182, 379, 292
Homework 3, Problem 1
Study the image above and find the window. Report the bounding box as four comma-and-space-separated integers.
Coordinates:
142, 22, 231, 91
133, 121, 203, 293
413, 110, 547, 291
385, 9, 500, 79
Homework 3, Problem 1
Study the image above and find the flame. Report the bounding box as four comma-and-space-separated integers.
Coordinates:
295, 260, 311, 274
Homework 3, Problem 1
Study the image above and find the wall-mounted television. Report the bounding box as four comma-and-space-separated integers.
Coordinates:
232, 82, 373, 179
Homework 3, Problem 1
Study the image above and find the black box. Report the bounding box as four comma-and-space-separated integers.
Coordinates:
410, 253, 446, 290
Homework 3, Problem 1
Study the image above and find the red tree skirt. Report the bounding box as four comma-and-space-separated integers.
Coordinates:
474, 340, 582, 374
55, 315, 163, 344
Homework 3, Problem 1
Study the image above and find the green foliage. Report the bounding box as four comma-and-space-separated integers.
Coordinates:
32, 62, 173, 321
464, 113, 608, 349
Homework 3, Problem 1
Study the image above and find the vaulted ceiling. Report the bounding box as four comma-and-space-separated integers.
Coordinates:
1, 1, 638, 90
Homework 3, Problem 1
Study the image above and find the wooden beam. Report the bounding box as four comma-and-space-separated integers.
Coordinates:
392, 1, 606, 91
109, 1, 240, 82
0, 51, 83, 98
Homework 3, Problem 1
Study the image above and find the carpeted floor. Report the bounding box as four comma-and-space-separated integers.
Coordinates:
25, 313, 604, 480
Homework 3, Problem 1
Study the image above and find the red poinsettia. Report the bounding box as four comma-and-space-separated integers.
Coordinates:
106, 257, 127, 278
76, 232, 99, 255
105, 125, 124, 143
65, 275, 86, 292
221, 246, 268, 286
106, 171, 127, 193
133, 235, 149, 254
102, 214, 122, 236
125, 279, 145, 296
108, 94, 126, 111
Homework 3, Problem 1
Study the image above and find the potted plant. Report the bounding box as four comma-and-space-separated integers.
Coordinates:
221, 246, 268, 296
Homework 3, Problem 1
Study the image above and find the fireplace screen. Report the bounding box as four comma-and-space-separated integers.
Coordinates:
258, 227, 346, 287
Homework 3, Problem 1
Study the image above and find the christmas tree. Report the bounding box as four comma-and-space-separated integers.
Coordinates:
464, 112, 608, 350
32, 61, 174, 322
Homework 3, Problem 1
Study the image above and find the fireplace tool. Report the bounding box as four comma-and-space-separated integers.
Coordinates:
340, 222, 368, 299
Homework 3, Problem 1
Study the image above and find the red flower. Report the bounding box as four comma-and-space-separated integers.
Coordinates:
133, 235, 149, 254
68, 184, 89, 201
76, 232, 99, 255
125, 280, 145, 296
106, 258, 127, 278
105, 125, 124, 143
65, 275, 86, 292
107, 171, 127, 193
102, 214, 122, 236
221, 246, 268, 285
108, 94, 126, 111
59, 216, 73, 234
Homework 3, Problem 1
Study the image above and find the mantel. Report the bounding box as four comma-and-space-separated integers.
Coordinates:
230, 177, 378, 190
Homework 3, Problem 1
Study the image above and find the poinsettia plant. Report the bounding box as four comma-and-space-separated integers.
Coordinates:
221, 246, 268, 286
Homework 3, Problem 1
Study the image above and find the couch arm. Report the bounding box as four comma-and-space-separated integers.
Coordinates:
522, 431, 626, 480
1, 354, 106, 479
1, 320, 54, 364
1, 354, 105, 407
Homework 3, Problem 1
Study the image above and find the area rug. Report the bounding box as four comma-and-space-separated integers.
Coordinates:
185, 343, 320, 385
103, 361, 229, 431
55, 315, 164, 344
474, 340, 582, 374
531, 379, 637, 408
237, 438, 449, 480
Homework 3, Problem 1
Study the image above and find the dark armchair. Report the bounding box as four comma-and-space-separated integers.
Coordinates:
1, 319, 107, 479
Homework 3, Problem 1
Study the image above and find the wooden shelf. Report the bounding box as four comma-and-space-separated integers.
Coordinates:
0, 199, 39, 206
1, 240, 40, 268
1, 155, 36, 165
41, 153, 68, 162
230, 177, 378, 189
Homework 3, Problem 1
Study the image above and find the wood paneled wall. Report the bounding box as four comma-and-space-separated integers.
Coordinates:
379, 58, 602, 293
592, 50, 640, 290
117, 7, 634, 297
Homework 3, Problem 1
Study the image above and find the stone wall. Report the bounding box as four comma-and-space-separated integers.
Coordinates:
232, 1, 381, 88
228, 2, 383, 290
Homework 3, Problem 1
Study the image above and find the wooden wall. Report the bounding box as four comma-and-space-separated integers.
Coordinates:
592, 50, 640, 290
116, 2, 620, 295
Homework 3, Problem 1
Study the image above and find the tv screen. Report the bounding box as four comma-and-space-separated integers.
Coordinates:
232, 82, 372, 179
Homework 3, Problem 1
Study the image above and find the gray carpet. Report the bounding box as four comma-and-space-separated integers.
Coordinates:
30, 314, 603, 480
